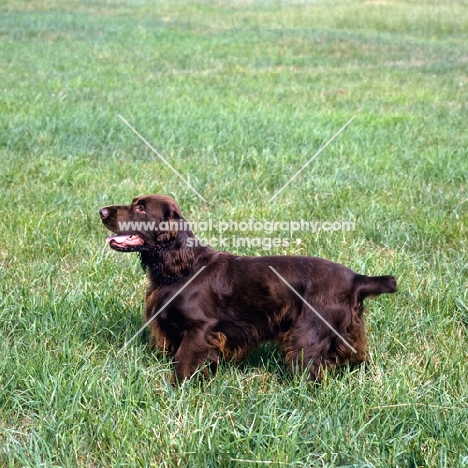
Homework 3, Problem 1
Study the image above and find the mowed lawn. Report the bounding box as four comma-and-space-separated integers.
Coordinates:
1, 0, 467, 466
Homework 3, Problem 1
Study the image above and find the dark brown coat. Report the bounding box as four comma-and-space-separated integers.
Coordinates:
100, 194, 397, 383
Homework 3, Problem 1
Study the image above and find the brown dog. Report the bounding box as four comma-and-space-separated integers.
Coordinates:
100, 194, 397, 383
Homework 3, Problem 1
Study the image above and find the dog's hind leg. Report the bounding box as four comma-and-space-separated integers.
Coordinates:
280, 309, 366, 381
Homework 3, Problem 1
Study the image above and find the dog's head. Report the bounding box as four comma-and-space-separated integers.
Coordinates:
100, 194, 184, 253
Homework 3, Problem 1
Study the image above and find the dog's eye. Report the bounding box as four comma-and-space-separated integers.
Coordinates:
135, 205, 146, 214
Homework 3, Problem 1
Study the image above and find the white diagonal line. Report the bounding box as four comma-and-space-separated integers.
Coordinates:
119, 266, 207, 353
118, 114, 208, 203
268, 266, 357, 354
269, 115, 356, 202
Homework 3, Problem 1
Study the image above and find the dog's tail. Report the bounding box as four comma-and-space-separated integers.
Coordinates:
355, 274, 397, 300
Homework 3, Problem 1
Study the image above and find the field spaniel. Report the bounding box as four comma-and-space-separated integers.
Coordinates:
100, 194, 397, 383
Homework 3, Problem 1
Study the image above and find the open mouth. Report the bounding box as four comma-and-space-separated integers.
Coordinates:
106, 234, 145, 251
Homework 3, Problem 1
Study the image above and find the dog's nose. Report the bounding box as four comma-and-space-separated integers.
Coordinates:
100, 208, 109, 219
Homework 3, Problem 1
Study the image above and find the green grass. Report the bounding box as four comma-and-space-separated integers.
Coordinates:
1, 0, 467, 466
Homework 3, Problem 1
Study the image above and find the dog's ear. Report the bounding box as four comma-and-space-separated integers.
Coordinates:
163, 199, 183, 221
156, 200, 184, 244
162, 234, 195, 278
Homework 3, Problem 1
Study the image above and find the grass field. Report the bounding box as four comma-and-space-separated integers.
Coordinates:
1, 0, 467, 466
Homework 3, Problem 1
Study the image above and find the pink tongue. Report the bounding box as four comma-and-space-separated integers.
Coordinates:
106, 234, 132, 244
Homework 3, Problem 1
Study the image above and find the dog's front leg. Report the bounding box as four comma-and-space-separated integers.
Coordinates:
172, 327, 213, 384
